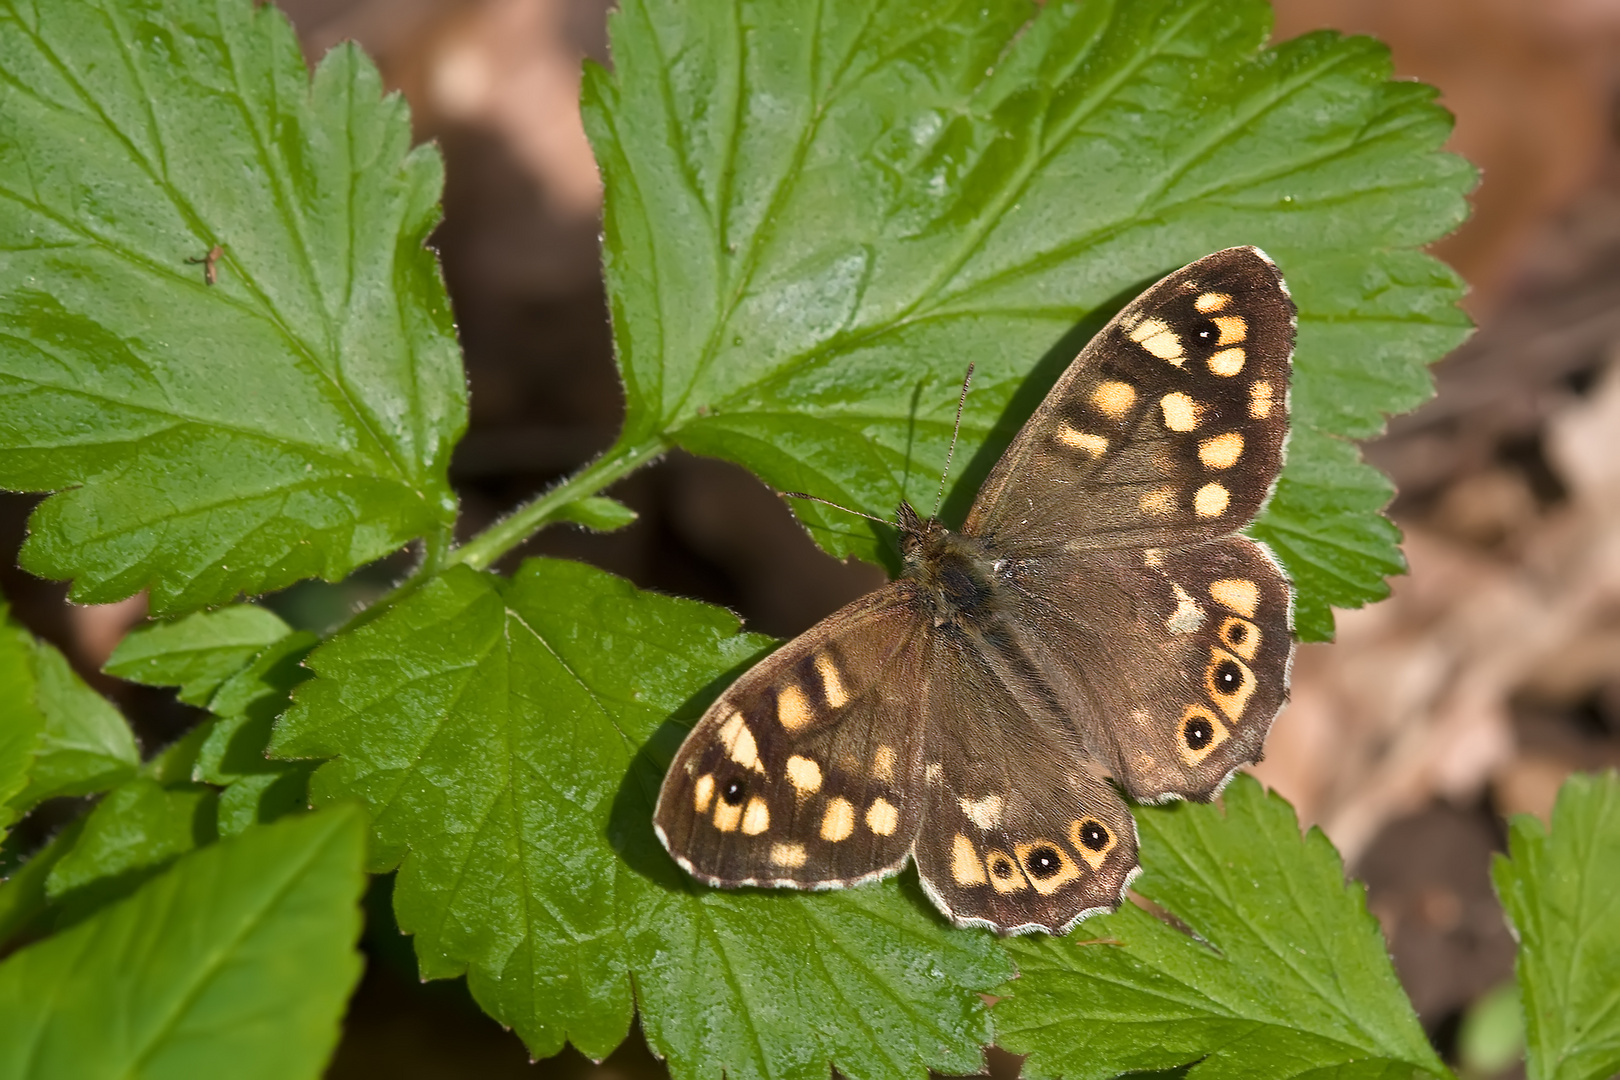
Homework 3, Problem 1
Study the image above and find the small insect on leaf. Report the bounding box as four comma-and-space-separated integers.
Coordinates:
186, 244, 224, 286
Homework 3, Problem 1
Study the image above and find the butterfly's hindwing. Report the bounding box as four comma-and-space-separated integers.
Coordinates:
1003, 536, 1294, 802
653, 588, 929, 888
966, 247, 1294, 551
911, 627, 1139, 933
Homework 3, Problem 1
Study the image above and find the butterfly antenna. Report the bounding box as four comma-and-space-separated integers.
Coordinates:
931, 363, 975, 518
779, 491, 893, 526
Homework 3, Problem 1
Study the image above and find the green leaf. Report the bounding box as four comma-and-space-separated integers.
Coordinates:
0, 602, 45, 838
8, 636, 139, 813
274, 560, 1011, 1079
195, 630, 319, 837
1249, 428, 1405, 641
140, 720, 215, 786
0, 817, 85, 948
106, 605, 293, 706
995, 775, 1447, 1080
583, 0, 1472, 638
556, 495, 640, 532
0, 806, 367, 1080
0, 0, 466, 613
44, 777, 217, 912
1493, 771, 1620, 1080
1457, 982, 1525, 1077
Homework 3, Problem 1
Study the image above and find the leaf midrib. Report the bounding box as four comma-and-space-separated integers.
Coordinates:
128, 820, 350, 1072
1149, 810, 1430, 1065
670, 4, 1375, 439
665, 0, 966, 428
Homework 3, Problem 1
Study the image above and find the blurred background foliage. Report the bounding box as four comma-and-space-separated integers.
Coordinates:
4, 1, 1619, 1077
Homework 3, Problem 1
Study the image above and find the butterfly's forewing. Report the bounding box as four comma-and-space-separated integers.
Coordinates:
912, 629, 1139, 933
965, 247, 1294, 552
654, 589, 930, 888
1005, 537, 1294, 802
962, 246, 1296, 805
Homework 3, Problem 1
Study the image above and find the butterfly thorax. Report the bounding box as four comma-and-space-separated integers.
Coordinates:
897, 502, 1005, 627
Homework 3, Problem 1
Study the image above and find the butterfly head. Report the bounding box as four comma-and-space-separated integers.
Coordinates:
895, 500, 944, 560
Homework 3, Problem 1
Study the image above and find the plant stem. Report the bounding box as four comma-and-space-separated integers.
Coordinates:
450, 436, 665, 571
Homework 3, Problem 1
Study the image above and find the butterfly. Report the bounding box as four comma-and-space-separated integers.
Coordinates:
654, 247, 1296, 934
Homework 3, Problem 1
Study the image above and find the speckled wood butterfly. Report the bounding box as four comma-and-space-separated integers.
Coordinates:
654, 248, 1296, 934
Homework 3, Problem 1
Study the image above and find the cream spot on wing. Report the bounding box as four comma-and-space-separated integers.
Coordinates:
951, 834, 988, 885
770, 842, 807, 868
785, 755, 822, 794
718, 710, 765, 773
1160, 391, 1200, 432
821, 797, 855, 842
714, 800, 742, 832
815, 653, 848, 709
693, 773, 715, 814
1090, 380, 1137, 419
1212, 315, 1247, 345
1166, 583, 1205, 634
1249, 379, 1275, 418
1129, 317, 1185, 364
776, 684, 813, 732
866, 797, 899, 836
1199, 432, 1244, 469
1057, 425, 1109, 457
872, 744, 896, 782
1195, 291, 1231, 313
1208, 347, 1245, 377
1143, 548, 1164, 568
1140, 487, 1178, 517
1195, 482, 1230, 518
925, 761, 944, 783
1209, 578, 1260, 617
959, 794, 1004, 830
741, 796, 771, 835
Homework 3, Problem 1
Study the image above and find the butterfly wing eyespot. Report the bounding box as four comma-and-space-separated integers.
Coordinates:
1177, 705, 1230, 766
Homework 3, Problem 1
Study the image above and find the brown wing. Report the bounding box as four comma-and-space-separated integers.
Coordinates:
1003, 536, 1294, 802
654, 586, 931, 888
911, 624, 1139, 934
964, 247, 1294, 552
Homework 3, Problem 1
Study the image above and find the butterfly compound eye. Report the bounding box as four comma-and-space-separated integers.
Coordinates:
720, 778, 748, 806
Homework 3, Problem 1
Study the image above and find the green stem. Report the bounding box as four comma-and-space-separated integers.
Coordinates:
450, 436, 665, 571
